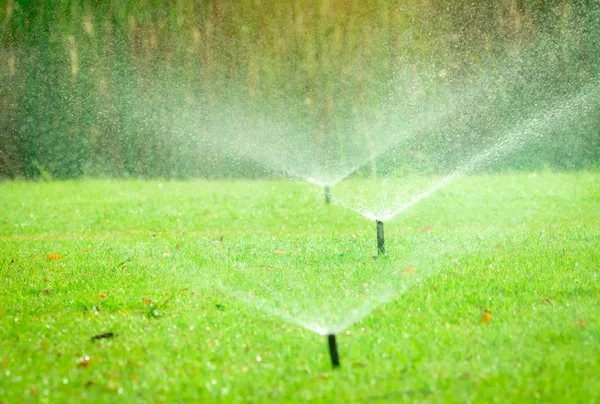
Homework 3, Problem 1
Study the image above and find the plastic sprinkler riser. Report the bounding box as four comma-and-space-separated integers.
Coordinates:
324, 186, 331, 205
377, 220, 385, 255
328, 334, 340, 369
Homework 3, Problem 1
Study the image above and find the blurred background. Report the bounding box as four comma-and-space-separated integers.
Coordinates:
1, 0, 599, 180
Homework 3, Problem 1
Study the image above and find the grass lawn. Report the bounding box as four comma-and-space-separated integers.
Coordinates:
1, 172, 599, 403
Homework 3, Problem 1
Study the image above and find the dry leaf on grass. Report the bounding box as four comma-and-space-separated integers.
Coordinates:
480, 309, 492, 324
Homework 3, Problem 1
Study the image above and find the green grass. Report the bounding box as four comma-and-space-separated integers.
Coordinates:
1, 172, 599, 403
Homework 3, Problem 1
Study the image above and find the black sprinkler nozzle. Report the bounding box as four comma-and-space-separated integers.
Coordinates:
324, 186, 331, 205
328, 334, 340, 369
377, 220, 385, 256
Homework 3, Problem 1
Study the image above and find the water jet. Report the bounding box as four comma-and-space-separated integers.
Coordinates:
327, 334, 340, 369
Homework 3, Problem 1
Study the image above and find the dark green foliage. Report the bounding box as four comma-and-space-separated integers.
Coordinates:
0, 0, 599, 179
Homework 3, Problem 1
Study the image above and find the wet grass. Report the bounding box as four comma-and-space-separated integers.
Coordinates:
0, 172, 599, 403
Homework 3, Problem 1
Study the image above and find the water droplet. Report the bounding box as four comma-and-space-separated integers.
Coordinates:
63, 378, 68, 384
256, 356, 262, 362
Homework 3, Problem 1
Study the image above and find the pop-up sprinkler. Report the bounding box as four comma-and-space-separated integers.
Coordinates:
324, 186, 331, 205
376, 220, 385, 256
327, 334, 340, 368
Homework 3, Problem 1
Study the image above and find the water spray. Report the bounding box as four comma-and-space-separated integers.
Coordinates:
324, 186, 331, 205
327, 334, 340, 369
376, 220, 385, 256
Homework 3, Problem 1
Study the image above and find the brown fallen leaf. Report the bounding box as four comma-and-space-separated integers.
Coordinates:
85, 380, 94, 388
30, 387, 38, 395
132, 374, 139, 382
542, 298, 551, 304
317, 373, 328, 379
480, 309, 492, 324
98, 294, 106, 299
142, 298, 152, 305
82, 249, 90, 253
46, 254, 61, 261
577, 318, 586, 327
175, 244, 181, 250
0, 308, 4, 313
403, 268, 415, 275
3, 357, 9, 366
78, 359, 90, 368
42, 289, 54, 295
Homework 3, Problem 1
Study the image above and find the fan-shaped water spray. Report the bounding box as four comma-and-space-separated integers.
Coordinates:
211, 232, 477, 367
337, 80, 600, 219
333, 79, 600, 254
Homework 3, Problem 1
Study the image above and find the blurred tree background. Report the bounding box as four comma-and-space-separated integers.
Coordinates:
0, 0, 599, 179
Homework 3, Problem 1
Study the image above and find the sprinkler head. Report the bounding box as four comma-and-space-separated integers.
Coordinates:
376, 220, 385, 256
324, 186, 331, 205
327, 334, 340, 369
